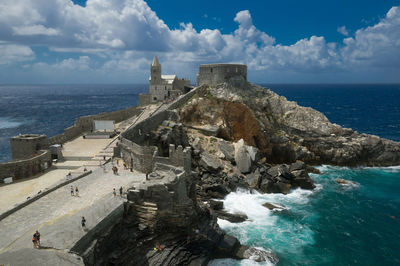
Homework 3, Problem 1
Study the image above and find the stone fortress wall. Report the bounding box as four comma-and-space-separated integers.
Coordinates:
0, 150, 52, 182
0, 105, 141, 182
119, 87, 199, 175
10, 134, 49, 160
196, 64, 247, 87
119, 110, 191, 175
48, 105, 141, 145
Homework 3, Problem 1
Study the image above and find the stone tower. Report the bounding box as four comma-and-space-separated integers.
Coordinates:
150, 56, 161, 85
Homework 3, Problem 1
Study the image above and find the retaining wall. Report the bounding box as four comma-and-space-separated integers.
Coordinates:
49, 105, 141, 145
0, 150, 52, 181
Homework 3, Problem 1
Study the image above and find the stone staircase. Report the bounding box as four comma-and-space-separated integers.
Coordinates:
133, 201, 158, 229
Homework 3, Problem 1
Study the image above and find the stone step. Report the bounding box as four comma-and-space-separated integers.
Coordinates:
63, 156, 93, 161
134, 205, 158, 212
142, 202, 157, 207
53, 165, 81, 170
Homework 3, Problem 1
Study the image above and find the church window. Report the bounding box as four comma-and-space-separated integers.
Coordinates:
165, 86, 166, 90
210, 68, 213, 73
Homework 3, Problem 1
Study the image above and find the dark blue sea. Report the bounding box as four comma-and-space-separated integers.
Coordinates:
1, 84, 399, 265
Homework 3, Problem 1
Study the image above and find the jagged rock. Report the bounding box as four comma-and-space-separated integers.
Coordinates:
245, 169, 261, 188
266, 165, 283, 178
247, 145, 259, 162
291, 170, 316, 189
209, 200, 223, 210
217, 234, 240, 254
192, 137, 201, 150
289, 160, 306, 172
236, 246, 279, 263
259, 178, 291, 194
306, 165, 321, 174
200, 153, 223, 173
204, 184, 229, 198
218, 140, 235, 163
234, 139, 252, 174
214, 210, 247, 223
336, 178, 358, 186
263, 202, 286, 211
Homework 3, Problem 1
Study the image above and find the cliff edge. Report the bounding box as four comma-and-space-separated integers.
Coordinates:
180, 80, 400, 167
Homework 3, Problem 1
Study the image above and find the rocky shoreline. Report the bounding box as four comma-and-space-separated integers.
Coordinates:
84, 80, 400, 265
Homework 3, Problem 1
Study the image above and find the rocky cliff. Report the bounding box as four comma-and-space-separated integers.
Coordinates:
180, 80, 400, 167
86, 80, 399, 266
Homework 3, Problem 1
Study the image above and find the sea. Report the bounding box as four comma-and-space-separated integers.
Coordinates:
1, 84, 399, 265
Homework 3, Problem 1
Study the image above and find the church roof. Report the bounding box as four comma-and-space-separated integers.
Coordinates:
151, 56, 160, 66
161, 75, 177, 80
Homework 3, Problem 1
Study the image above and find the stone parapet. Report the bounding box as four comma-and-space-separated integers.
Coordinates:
48, 105, 141, 146
0, 150, 52, 181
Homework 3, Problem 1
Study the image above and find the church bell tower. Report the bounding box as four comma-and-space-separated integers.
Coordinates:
150, 55, 161, 85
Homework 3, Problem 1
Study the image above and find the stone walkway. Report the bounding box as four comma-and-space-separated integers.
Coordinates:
0, 165, 144, 254
0, 103, 165, 258
0, 103, 162, 217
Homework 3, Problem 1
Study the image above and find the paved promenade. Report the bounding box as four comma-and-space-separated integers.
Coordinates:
0, 103, 161, 216
0, 103, 164, 265
0, 165, 144, 254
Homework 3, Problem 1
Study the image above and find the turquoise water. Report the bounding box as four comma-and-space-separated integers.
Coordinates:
210, 166, 400, 265
1, 84, 399, 265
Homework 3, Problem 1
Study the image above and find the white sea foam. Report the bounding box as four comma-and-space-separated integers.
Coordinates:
0, 117, 24, 129
209, 258, 274, 266
364, 165, 400, 173
217, 186, 319, 264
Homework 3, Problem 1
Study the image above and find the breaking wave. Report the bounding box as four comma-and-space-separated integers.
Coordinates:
0, 117, 25, 129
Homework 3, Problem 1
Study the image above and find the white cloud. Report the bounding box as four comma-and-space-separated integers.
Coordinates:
0, 0, 399, 83
341, 6, 400, 68
0, 43, 35, 65
337, 26, 349, 36
12, 25, 60, 36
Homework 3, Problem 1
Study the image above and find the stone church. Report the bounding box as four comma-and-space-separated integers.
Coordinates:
139, 56, 191, 105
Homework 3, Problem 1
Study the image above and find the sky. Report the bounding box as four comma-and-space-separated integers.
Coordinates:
0, 0, 399, 84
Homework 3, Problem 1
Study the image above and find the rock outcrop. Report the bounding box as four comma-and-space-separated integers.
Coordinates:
86, 169, 274, 265
180, 82, 400, 167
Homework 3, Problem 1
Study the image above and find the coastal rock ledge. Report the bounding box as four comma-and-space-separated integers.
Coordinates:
180, 82, 400, 167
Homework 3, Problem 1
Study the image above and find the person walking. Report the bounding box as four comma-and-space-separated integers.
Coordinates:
81, 217, 86, 228
75, 186, 79, 197
32, 235, 38, 248
113, 188, 116, 197
70, 185, 74, 196
34, 230, 40, 246
119, 186, 123, 197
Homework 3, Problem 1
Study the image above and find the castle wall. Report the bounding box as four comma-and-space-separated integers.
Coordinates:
138, 93, 152, 106
119, 96, 196, 175
10, 134, 49, 160
173, 79, 191, 92
48, 105, 141, 145
196, 64, 247, 86
0, 150, 52, 181
149, 84, 173, 102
